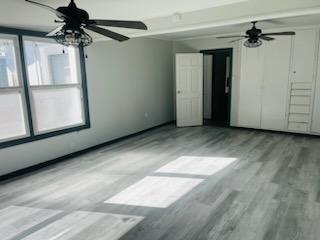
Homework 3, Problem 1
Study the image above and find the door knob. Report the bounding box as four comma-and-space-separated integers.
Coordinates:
177, 90, 182, 94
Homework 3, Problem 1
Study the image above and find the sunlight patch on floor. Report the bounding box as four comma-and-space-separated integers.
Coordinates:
105, 176, 203, 208
156, 156, 238, 176
0, 206, 61, 240
21, 211, 143, 240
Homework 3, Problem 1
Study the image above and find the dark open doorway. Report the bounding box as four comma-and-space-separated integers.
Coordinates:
201, 48, 233, 127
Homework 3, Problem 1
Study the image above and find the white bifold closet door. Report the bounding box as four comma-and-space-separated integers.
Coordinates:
261, 36, 292, 131
238, 36, 292, 130
238, 45, 264, 128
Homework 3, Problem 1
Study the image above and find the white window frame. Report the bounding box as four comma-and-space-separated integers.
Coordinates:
23, 36, 86, 135
0, 34, 30, 143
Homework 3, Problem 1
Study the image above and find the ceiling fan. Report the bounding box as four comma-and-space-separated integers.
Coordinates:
25, 0, 148, 47
216, 21, 295, 48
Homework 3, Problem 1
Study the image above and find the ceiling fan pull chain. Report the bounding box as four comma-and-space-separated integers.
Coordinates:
84, 47, 88, 59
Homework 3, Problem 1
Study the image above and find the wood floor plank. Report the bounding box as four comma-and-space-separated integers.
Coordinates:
21, 211, 143, 240
0, 125, 320, 240
0, 206, 61, 240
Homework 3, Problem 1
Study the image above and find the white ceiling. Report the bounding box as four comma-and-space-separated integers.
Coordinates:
41, 0, 247, 20
0, 0, 320, 41
0, 0, 246, 28
155, 14, 320, 40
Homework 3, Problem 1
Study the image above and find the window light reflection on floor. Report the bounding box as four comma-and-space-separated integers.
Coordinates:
156, 156, 238, 176
105, 176, 203, 208
21, 211, 143, 240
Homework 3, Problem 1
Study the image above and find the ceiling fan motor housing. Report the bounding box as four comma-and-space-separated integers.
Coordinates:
246, 27, 262, 43
55, 0, 93, 47
57, 1, 90, 26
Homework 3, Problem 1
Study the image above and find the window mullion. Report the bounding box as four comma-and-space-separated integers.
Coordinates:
18, 35, 35, 137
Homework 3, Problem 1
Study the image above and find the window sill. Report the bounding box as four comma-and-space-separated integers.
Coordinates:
0, 123, 90, 149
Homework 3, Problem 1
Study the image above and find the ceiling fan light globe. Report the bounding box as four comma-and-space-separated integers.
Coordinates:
244, 39, 262, 48
54, 29, 92, 47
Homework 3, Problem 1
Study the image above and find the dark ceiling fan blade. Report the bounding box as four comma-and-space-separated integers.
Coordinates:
261, 31, 296, 36
88, 20, 147, 30
46, 25, 64, 37
216, 35, 247, 39
260, 36, 275, 41
229, 38, 245, 43
25, 0, 67, 18
85, 25, 129, 42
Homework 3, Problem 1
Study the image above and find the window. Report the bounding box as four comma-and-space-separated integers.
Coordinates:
0, 35, 29, 143
0, 37, 19, 88
24, 39, 79, 86
24, 38, 85, 134
0, 29, 89, 148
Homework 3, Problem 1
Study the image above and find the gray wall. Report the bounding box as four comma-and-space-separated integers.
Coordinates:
0, 37, 174, 176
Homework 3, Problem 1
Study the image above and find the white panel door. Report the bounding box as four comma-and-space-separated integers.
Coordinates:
238, 45, 264, 128
203, 55, 212, 119
176, 54, 203, 127
261, 36, 292, 131
291, 29, 317, 83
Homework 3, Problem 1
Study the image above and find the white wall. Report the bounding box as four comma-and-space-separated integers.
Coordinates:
173, 38, 241, 125
312, 35, 320, 133
0, 37, 174, 176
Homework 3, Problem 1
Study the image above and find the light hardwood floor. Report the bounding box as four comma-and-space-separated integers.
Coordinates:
1, 124, 320, 240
